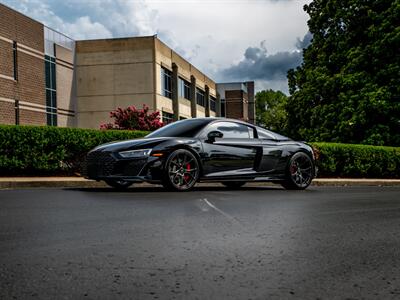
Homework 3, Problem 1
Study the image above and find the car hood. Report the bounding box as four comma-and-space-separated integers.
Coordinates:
92, 137, 174, 152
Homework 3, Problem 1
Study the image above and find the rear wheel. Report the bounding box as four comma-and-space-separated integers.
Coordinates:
281, 152, 314, 190
105, 179, 133, 189
162, 149, 200, 191
222, 181, 246, 189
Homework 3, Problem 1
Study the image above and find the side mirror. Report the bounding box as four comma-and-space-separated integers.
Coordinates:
207, 130, 223, 142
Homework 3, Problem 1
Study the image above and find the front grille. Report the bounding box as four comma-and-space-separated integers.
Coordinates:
82, 151, 116, 178
124, 159, 147, 176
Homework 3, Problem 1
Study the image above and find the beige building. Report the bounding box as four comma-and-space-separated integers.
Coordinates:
75, 36, 218, 128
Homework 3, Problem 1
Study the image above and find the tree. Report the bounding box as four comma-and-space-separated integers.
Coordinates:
286, 0, 400, 146
256, 89, 288, 134
100, 104, 164, 131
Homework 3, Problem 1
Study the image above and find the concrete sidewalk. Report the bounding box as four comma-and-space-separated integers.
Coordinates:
1, 177, 400, 189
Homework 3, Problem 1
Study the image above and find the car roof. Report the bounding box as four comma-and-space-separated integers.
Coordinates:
185, 117, 290, 140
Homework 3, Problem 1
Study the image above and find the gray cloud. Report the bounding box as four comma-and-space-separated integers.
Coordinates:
296, 31, 312, 49
221, 42, 302, 81
219, 31, 312, 92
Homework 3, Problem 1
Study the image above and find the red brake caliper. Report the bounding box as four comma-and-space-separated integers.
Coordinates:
290, 163, 297, 175
184, 163, 190, 182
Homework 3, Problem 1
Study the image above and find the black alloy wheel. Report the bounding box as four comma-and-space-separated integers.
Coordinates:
105, 179, 133, 190
222, 181, 246, 189
163, 149, 200, 191
281, 152, 314, 190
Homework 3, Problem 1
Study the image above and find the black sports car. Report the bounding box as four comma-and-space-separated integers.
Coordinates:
82, 118, 316, 191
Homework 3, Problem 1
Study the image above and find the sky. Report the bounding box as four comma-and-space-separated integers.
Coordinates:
1, 0, 312, 93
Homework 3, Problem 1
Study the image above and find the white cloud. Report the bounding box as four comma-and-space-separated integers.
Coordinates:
63, 16, 112, 40
1, 0, 311, 92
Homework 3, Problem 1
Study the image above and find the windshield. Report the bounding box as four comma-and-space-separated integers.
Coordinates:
146, 119, 209, 138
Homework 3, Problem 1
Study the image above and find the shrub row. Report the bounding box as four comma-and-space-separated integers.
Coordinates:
311, 142, 400, 178
0, 125, 399, 178
0, 125, 148, 176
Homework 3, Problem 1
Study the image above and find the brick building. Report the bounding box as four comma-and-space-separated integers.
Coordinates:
216, 82, 255, 124
0, 4, 75, 127
0, 3, 255, 128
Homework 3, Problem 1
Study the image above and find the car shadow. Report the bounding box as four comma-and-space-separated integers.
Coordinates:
64, 184, 312, 193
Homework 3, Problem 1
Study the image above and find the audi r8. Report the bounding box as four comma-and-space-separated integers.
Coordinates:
82, 118, 316, 191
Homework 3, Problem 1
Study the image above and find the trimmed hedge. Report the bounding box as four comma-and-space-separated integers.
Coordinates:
311, 142, 400, 178
0, 125, 148, 176
0, 125, 399, 178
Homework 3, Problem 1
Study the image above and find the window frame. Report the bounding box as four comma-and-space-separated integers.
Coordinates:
162, 111, 174, 124
45, 55, 57, 126
178, 77, 191, 100
161, 67, 172, 99
13, 41, 18, 81
196, 88, 205, 107
210, 96, 216, 112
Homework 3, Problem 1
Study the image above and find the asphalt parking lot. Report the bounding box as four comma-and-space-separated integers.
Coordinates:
1, 185, 400, 299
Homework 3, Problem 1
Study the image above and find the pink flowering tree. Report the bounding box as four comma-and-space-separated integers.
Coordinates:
100, 104, 164, 131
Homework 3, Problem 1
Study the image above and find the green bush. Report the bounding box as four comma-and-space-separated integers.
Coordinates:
0, 125, 399, 178
0, 125, 148, 176
311, 143, 400, 178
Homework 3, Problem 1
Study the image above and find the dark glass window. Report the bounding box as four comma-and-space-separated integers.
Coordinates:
147, 119, 211, 138
13, 41, 18, 80
196, 88, 205, 107
15, 100, 19, 125
162, 111, 174, 124
220, 99, 226, 117
257, 127, 289, 141
205, 121, 251, 139
45, 55, 57, 126
161, 67, 172, 99
210, 96, 216, 112
178, 78, 191, 100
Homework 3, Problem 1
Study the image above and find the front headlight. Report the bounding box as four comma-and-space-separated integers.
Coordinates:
119, 149, 152, 158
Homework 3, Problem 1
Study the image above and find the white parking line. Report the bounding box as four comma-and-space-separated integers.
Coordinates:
201, 198, 243, 225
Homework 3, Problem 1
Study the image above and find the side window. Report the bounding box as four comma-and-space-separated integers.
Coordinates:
206, 122, 251, 139
257, 128, 276, 140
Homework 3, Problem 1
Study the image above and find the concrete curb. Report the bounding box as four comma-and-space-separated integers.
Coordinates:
0, 177, 400, 189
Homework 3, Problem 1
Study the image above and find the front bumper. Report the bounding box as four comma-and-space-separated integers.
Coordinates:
81, 150, 163, 182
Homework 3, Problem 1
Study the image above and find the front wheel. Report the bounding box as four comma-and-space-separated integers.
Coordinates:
281, 152, 314, 190
105, 179, 133, 189
162, 149, 200, 191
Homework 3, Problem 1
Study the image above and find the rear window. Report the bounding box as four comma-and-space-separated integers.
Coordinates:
257, 127, 290, 141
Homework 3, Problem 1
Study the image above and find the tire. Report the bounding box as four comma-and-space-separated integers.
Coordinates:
222, 181, 246, 189
162, 149, 200, 191
105, 179, 133, 189
281, 152, 314, 190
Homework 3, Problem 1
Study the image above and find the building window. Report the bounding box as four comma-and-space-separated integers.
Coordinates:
45, 55, 57, 126
15, 100, 19, 125
162, 111, 174, 124
161, 67, 172, 99
178, 78, 191, 100
221, 99, 226, 117
196, 88, 205, 107
13, 41, 18, 80
210, 96, 216, 112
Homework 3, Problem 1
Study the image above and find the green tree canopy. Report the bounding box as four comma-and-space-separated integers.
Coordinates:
256, 89, 288, 134
286, 0, 400, 146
